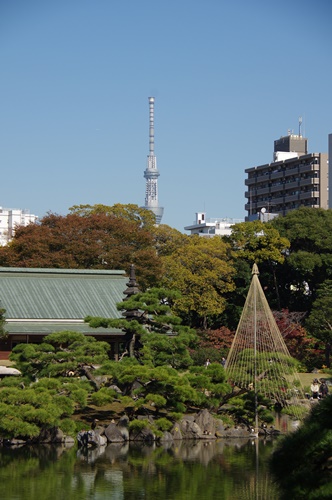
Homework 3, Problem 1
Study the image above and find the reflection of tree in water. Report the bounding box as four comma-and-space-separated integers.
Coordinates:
0, 440, 280, 499
76, 439, 280, 499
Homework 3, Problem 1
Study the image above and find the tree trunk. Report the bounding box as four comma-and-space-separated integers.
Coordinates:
129, 333, 136, 358
80, 365, 101, 391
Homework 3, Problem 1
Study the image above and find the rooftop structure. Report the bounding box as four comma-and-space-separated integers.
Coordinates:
184, 212, 243, 236
0, 267, 128, 360
245, 132, 328, 219
142, 97, 164, 224
0, 207, 38, 246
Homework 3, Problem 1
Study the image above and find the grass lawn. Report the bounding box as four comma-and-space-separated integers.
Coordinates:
297, 372, 332, 392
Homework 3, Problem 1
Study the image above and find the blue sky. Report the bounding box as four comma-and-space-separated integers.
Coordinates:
1, 0, 331, 232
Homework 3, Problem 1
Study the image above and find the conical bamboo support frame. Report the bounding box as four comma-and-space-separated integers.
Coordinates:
226, 264, 309, 422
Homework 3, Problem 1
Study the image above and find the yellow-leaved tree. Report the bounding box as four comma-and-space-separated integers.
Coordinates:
161, 235, 235, 329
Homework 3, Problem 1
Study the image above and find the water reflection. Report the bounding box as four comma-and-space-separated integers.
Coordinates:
0, 439, 281, 500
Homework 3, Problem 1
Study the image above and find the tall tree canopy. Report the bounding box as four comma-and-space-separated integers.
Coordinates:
85, 287, 198, 367
69, 203, 157, 229
306, 280, 332, 367
226, 220, 290, 266
0, 204, 162, 289
225, 220, 290, 309
151, 224, 189, 257
160, 236, 235, 328
271, 207, 332, 310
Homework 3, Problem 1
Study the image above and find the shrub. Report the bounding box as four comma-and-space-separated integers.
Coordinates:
154, 418, 173, 432
90, 388, 116, 406
145, 393, 166, 409
59, 418, 77, 436
129, 419, 148, 433
168, 412, 183, 422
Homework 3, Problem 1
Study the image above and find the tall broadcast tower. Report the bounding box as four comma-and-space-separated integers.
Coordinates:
143, 97, 164, 224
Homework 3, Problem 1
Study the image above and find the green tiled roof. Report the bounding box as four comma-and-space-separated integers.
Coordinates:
0, 268, 127, 321
6, 321, 124, 336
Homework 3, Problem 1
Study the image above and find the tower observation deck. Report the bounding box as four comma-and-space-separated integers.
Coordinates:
143, 97, 164, 224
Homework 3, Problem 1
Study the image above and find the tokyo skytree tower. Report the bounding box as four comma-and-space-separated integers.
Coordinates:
143, 97, 164, 224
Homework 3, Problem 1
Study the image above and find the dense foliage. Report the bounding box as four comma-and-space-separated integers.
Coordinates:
86, 287, 197, 364
160, 236, 235, 328
0, 308, 7, 338
270, 395, 332, 499
271, 207, 332, 311
0, 204, 162, 290
0, 205, 330, 371
0, 327, 232, 440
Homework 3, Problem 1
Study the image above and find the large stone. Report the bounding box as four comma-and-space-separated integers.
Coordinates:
118, 415, 130, 441
104, 423, 125, 443
109, 384, 123, 395
159, 431, 174, 443
215, 418, 225, 438
194, 409, 216, 438
170, 423, 183, 440
63, 436, 75, 446
218, 426, 252, 438
130, 427, 155, 443
38, 427, 65, 443
179, 418, 203, 440
4, 438, 26, 447
77, 430, 107, 447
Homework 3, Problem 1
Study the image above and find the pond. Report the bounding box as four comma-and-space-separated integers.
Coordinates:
0, 438, 281, 500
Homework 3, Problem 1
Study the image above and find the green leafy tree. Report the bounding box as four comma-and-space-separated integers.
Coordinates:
226, 220, 290, 309
94, 359, 200, 414
10, 331, 110, 384
140, 329, 196, 369
271, 207, 332, 310
0, 307, 7, 339
226, 220, 289, 265
218, 259, 252, 330
187, 363, 230, 410
270, 395, 332, 499
160, 236, 236, 328
306, 280, 332, 367
86, 287, 198, 366
0, 331, 114, 439
151, 224, 189, 257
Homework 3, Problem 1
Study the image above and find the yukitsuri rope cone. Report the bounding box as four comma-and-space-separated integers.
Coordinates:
226, 263, 309, 422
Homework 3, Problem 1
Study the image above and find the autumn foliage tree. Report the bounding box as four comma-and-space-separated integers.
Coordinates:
272, 309, 319, 369
190, 326, 235, 366
0, 204, 162, 289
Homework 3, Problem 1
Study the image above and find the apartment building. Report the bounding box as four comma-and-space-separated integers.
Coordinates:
245, 134, 328, 220
0, 207, 38, 246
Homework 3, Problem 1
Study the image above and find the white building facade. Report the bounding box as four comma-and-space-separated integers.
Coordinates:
184, 213, 243, 237
0, 207, 38, 246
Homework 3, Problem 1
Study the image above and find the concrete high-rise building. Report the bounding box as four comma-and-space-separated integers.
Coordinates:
245, 132, 328, 220
142, 97, 164, 224
0, 207, 38, 246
